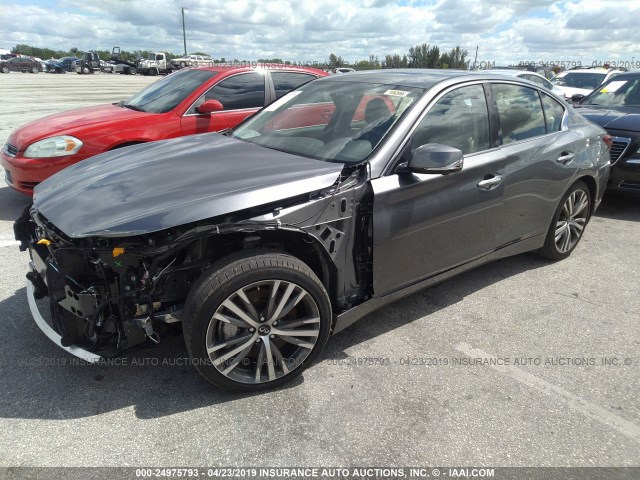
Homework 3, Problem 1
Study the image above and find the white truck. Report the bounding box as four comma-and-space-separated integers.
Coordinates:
137, 52, 173, 76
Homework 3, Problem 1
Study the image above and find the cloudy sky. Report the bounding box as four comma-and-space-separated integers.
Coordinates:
1, 0, 639, 67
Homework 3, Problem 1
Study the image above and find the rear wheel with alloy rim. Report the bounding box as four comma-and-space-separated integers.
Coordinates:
538, 180, 591, 260
183, 252, 331, 392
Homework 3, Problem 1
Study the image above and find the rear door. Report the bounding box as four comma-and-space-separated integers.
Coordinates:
489, 83, 581, 245
371, 83, 506, 295
181, 71, 267, 134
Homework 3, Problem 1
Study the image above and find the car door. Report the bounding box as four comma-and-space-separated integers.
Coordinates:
181, 71, 267, 134
489, 83, 581, 246
371, 83, 506, 295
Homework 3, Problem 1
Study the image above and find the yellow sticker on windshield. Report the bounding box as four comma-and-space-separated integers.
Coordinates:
384, 89, 410, 97
599, 81, 626, 94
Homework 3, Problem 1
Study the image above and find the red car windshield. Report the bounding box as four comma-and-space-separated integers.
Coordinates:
123, 69, 218, 114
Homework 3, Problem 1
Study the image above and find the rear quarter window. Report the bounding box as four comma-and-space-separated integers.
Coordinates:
540, 93, 565, 132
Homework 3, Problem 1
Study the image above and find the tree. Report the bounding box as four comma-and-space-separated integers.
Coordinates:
328, 53, 344, 67
258, 58, 284, 64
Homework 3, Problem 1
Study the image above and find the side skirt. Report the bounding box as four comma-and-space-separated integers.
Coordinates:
332, 235, 544, 334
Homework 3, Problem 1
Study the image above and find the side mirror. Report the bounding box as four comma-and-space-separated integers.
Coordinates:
571, 93, 586, 104
196, 99, 224, 114
408, 143, 463, 174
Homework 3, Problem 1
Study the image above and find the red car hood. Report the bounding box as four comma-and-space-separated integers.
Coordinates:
8, 104, 152, 149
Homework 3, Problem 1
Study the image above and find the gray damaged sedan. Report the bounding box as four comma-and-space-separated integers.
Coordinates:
15, 70, 611, 392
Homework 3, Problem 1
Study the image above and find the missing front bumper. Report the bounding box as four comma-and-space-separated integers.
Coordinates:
26, 280, 102, 363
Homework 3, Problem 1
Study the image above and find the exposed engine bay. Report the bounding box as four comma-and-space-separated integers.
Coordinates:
15, 164, 373, 357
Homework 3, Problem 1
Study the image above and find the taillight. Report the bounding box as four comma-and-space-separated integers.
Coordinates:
603, 134, 612, 149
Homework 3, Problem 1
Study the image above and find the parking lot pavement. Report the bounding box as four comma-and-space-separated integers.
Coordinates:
0, 75, 639, 468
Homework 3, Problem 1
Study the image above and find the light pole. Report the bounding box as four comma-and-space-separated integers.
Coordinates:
181, 7, 187, 56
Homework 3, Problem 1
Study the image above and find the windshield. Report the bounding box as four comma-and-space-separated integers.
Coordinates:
123, 68, 217, 113
552, 72, 606, 89
583, 77, 640, 107
231, 80, 424, 163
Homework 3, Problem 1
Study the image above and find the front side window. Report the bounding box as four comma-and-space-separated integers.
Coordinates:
492, 83, 546, 145
411, 84, 490, 155
192, 72, 265, 112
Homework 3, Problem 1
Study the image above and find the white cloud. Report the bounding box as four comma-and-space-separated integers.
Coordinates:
0, 0, 638, 66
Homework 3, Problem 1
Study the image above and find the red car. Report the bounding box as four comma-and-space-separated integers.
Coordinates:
1, 66, 327, 195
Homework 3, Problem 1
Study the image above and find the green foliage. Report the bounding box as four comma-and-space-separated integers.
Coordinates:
328, 53, 344, 67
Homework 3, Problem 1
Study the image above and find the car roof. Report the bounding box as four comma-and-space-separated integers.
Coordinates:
482, 69, 545, 77
193, 65, 328, 76
313, 68, 485, 87
600, 71, 640, 79
560, 69, 611, 75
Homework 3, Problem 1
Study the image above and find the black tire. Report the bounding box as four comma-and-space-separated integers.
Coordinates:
537, 180, 591, 261
180, 61, 186, 68
150, 68, 158, 76
1, 67, 9, 74
183, 252, 331, 392
31, 66, 39, 74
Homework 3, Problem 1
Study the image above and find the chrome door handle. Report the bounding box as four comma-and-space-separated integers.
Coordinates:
557, 152, 575, 164
477, 174, 503, 191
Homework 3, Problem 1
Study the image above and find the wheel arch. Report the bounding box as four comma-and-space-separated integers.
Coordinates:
108, 141, 146, 150
182, 229, 339, 311
573, 174, 598, 217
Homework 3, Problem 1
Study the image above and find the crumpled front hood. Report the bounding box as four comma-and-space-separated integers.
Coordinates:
33, 133, 344, 238
9, 104, 151, 149
576, 106, 640, 132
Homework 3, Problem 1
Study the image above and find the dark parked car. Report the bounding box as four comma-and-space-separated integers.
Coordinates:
573, 72, 640, 193
0, 56, 41, 73
43, 59, 65, 74
15, 70, 610, 392
59, 56, 80, 72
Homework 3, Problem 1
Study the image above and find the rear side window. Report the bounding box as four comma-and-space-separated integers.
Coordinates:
491, 84, 546, 145
271, 72, 317, 98
540, 93, 565, 132
205, 72, 265, 110
411, 84, 490, 155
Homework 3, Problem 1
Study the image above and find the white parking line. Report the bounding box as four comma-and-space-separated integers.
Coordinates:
455, 342, 640, 445
0, 240, 20, 248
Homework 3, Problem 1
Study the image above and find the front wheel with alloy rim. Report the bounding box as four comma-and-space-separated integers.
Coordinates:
182, 253, 332, 392
538, 180, 591, 261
